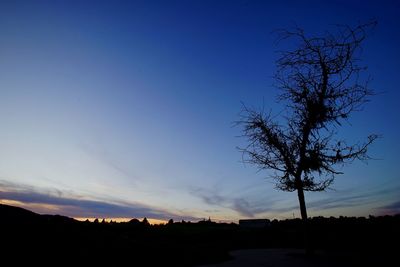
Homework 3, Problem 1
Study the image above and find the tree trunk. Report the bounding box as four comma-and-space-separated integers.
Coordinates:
297, 186, 308, 221
297, 186, 313, 255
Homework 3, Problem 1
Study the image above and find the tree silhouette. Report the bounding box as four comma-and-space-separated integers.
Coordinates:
238, 21, 378, 253
142, 217, 150, 226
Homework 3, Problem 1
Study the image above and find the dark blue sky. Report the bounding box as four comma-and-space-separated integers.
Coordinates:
0, 0, 399, 221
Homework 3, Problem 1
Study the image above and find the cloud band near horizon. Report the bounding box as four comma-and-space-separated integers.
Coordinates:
0, 180, 197, 221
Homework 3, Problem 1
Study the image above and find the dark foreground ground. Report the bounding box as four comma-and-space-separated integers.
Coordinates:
1, 204, 399, 266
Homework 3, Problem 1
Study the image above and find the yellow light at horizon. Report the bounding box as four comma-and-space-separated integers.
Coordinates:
74, 217, 167, 225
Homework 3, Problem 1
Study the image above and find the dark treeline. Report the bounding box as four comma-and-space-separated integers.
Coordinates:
1, 204, 399, 266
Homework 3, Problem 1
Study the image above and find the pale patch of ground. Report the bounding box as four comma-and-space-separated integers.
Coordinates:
198, 249, 362, 267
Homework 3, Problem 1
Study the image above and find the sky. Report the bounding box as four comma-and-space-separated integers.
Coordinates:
0, 0, 399, 223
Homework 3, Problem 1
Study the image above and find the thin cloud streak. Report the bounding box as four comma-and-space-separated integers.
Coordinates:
79, 143, 141, 182
190, 186, 254, 217
192, 184, 400, 218
378, 200, 400, 215
190, 186, 278, 218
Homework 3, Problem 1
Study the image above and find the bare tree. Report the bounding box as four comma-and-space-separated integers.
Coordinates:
238, 21, 378, 252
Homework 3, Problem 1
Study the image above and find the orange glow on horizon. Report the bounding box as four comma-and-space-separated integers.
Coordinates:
75, 217, 167, 225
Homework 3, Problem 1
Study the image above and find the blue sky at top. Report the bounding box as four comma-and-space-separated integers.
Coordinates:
0, 0, 399, 221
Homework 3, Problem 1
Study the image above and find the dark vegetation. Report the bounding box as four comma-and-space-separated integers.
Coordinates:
1, 204, 399, 266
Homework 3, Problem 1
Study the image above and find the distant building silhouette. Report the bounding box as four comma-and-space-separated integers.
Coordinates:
239, 219, 270, 228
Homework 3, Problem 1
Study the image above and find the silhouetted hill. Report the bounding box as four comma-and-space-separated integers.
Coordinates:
41, 213, 77, 224
0, 203, 41, 223
0, 204, 75, 225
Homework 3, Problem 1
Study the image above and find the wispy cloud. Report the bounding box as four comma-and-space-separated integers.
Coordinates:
191, 183, 400, 218
190, 186, 279, 218
306, 185, 400, 212
0, 180, 196, 220
307, 193, 375, 210
378, 200, 400, 215
79, 143, 141, 182
232, 198, 254, 217
190, 186, 251, 217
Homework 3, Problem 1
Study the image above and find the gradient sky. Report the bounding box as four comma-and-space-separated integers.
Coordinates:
0, 0, 399, 222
